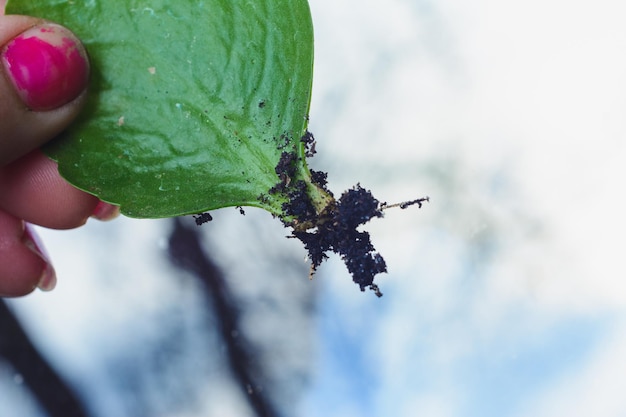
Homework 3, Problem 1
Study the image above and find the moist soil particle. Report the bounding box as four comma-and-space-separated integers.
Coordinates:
300, 130, 317, 157
193, 212, 213, 225
310, 169, 329, 189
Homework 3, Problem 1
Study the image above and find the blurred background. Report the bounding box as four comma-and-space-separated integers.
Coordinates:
3, 0, 626, 416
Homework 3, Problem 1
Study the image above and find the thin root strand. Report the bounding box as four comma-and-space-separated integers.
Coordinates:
381, 196, 430, 210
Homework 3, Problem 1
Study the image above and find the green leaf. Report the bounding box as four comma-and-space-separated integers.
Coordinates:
7, 0, 315, 218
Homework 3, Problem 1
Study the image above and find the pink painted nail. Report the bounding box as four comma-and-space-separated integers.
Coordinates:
1, 23, 89, 111
91, 201, 121, 221
23, 223, 57, 292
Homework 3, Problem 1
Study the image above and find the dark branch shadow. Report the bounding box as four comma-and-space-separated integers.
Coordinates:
167, 217, 280, 417
0, 300, 90, 417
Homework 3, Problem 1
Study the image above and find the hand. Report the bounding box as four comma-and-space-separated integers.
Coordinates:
0, 11, 119, 297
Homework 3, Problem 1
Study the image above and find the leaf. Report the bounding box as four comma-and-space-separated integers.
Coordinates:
7, 0, 315, 218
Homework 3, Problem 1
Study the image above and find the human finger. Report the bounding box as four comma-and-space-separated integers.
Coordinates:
0, 150, 119, 229
0, 15, 89, 165
0, 210, 56, 297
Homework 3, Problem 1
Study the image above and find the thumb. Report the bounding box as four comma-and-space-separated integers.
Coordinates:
0, 15, 89, 165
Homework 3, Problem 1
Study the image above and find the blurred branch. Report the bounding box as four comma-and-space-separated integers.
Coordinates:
0, 300, 89, 417
167, 218, 280, 417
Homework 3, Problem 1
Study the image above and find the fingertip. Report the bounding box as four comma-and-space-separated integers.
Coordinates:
0, 15, 90, 165
91, 201, 121, 222
0, 213, 49, 297
23, 222, 57, 292
2, 23, 89, 111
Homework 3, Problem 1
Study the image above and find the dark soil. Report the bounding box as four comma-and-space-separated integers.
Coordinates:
271, 130, 404, 297
291, 184, 386, 297
193, 212, 213, 225
195, 129, 428, 297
